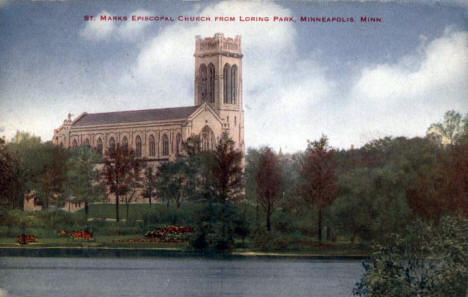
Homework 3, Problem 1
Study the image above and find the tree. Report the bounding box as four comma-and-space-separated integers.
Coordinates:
354, 217, 467, 297
300, 135, 337, 244
7, 132, 68, 210
0, 138, 21, 209
36, 143, 69, 209
427, 110, 468, 145
211, 133, 243, 203
66, 146, 105, 223
245, 147, 268, 228
255, 147, 282, 232
102, 144, 136, 222
189, 133, 244, 251
123, 158, 142, 222
155, 159, 188, 208
142, 166, 157, 206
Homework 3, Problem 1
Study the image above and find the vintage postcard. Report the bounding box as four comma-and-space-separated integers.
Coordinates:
0, 0, 466, 296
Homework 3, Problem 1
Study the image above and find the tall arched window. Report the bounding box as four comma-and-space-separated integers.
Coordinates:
201, 126, 215, 151
199, 64, 207, 102
96, 138, 103, 154
135, 136, 142, 157
84, 138, 90, 148
211, 133, 216, 151
162, 134, 169, 156
122, 136, 128, 150
72, 139, 78, 149
109, 137, 115, 152
176, 133, 182, 154
223, 64, 231, 104
208, 63, 215, 103
231, 65, 237, 104
149, 135, 155, 157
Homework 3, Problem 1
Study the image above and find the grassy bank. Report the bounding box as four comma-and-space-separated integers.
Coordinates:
0, 203, 370, 256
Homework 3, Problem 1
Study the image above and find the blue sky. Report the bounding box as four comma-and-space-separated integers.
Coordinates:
0, 0, 467, 152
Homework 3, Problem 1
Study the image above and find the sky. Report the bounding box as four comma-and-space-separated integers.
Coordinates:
0, 0, 467, 152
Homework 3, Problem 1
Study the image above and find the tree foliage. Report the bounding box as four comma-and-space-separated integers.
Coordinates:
66, 146, 105, 221
102, 144, 138, 222
142, 166, 157, 206
210, 133, 243, 203
427, 110, 468, 146
300, 135, 337, 243
354, 216, 468, 297
0, 138, 21, 209
255, 147, 282, 232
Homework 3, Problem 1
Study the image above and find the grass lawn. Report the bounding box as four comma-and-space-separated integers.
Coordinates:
76, 203, 159, 219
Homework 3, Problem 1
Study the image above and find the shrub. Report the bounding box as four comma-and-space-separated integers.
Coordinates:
354, 216, 468, 297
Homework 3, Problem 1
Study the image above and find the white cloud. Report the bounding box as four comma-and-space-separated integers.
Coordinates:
79, 11, 116, 41
117, 9, 153, 41
343, 28, 468, 147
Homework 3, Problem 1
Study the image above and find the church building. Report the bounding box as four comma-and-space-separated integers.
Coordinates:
52, 33, 245, 165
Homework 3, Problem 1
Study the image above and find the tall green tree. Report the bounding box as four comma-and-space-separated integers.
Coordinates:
211, 133, 243, 203
142, 166, 157, 206
155, 158, 188, 208
123, 159, 142, 221
255, 147, 282, 232
67, 146, 105, 222
103, 144, 136, 222
189, 133, 244, 251
0, 138, 21, 209
35, 143, 69, 209
300, 135, 337, 244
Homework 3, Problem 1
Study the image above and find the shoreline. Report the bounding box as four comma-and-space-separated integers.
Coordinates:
0, 247, 368, 259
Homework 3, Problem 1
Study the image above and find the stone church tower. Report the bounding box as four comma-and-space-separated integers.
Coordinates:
194, 33, 245, 154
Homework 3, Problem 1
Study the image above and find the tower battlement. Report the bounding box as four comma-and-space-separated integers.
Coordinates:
195, 33, 242, 58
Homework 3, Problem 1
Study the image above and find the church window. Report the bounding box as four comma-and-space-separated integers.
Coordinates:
201, 126, 215, 151
223, 64, 231, 104
231, 65, 237, 104
135, 136, 142, 157
208, 63, 215, 103
211, 133, 216, 150
109, 137, 115, 152
96, 138, 103, 154
122, 136, 128, 150
162, 134, 169, 156
234, 116, 237, 126
176, 133, 182, 154
84, 138, 90, 148
199, 64, 207, 102
149, 135, 155, 157
72, 139, 78, 149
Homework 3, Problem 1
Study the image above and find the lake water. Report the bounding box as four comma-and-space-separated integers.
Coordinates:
0, 256, 364, 297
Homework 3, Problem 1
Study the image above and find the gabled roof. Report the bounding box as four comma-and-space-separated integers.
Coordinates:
73, 105, 200, 127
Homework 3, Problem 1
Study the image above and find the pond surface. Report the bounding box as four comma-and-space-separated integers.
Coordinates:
0, 256, 364, 297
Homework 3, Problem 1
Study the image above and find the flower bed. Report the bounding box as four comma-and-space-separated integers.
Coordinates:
71, 230, 94, 240
17, 234, 37, 245
145, 226, 193, 238
58, 230, 93, 240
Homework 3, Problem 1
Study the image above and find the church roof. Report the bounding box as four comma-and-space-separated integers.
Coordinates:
73, 105, 200, 127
